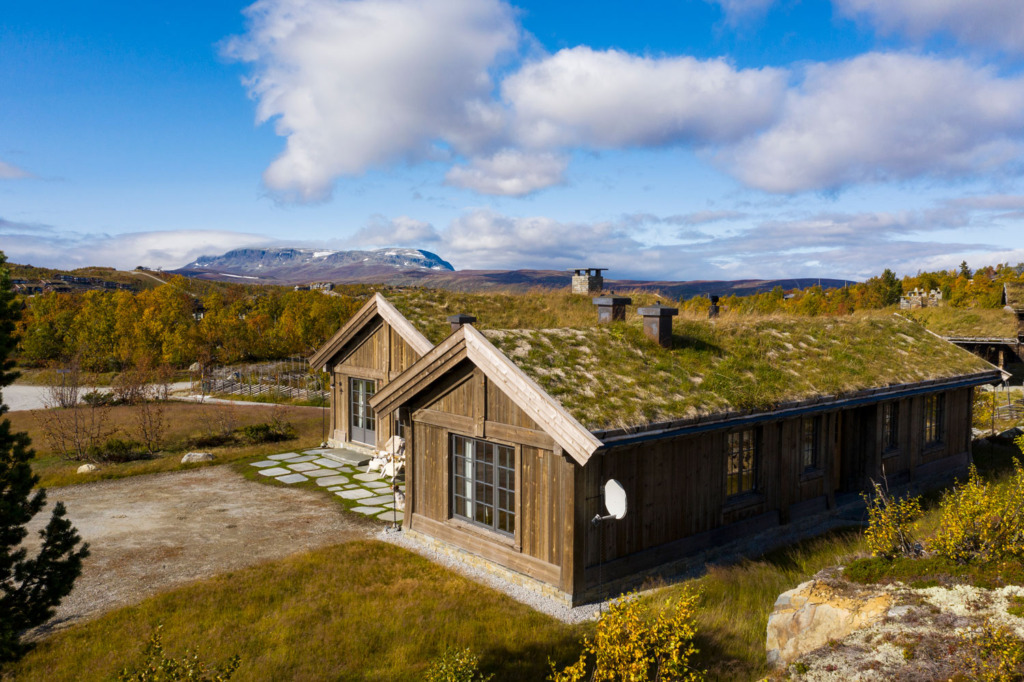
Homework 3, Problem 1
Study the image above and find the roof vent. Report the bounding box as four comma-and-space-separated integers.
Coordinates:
447, 313, 477, 334
637, 303, 678, 348
569, 268, 607, 295
592, 296, 632, 323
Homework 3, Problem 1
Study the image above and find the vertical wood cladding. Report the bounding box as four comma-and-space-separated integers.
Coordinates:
581, 387, 973, 574
409, 364, 573, 590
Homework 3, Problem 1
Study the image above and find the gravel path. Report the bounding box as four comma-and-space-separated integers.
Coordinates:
22, 466, 372, 640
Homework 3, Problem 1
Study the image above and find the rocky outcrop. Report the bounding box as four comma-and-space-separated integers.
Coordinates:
181, 452, 215, 464
766, 579, 893, 667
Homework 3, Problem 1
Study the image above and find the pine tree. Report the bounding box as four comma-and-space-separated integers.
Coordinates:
0, 252, 89, 665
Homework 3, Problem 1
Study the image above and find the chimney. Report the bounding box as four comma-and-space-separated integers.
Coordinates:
592, 296, 632, 323
448, 313, 477, 334
569, 267, 607, 295
638, 303, 678, 348
708, 295, 720, 319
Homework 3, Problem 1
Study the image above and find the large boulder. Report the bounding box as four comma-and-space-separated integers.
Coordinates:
77, 463, 99, 474
766, 579, 892, 668
181, 452, 215, 464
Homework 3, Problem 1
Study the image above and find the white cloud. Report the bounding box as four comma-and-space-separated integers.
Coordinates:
0, 159, 31, 180
706, 0, 778, 24
0, 226, 271, 271
225, 0, 519, 201
444, 150, 568, 196
720, 53, 1024, 193
351, 215, 440, 246
836, 0, 1024, 53
503, 47, 786, 149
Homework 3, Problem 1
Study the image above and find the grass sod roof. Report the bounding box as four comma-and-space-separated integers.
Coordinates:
898, 307, 1020, 339
1005, 281, 1024, 313
380, 286, 666, 345
481, 314, 996, 432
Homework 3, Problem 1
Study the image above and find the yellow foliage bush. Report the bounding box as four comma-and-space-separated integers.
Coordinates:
862, 481, 922, 559
549, 590, 704, 682
930, 461, 1024, 564
959, 620, 1024, 681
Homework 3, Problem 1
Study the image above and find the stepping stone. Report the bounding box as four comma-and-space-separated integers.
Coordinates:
276, 473, 309, 484
284, 455, 318, 463
350, 505, 384, 516
316, 475, 349, 487
327, 486, 343, 491
361, 494, 396, 506
249, 460, 279, 468
258, 467, 290, 477
378, 510, 404, 523
304, 448, 334, 455
313, 458, 342, 468
268, 453, 300, 460
288, 462, 320, 472
354, 472, 382, 482
305, 468, 340, 477
342, 484, 359, 490
337, 489, 373, 500
363, 481, 390, 489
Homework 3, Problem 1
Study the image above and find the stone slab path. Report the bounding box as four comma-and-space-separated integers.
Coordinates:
252, 450, 405, 523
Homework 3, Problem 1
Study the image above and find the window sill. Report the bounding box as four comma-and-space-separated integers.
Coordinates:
799, 469, 824, 483
722, 492, 764, 513
448, 517, 517, 549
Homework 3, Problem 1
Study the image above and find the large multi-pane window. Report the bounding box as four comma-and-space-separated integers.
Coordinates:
451, 435, 515, 536
801, 417, 820, 471
883, 402, 900, 453
727, 429, 758, 497
924, 394, 945, 446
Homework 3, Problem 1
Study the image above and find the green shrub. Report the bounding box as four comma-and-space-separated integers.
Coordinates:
862, 480, 922, 559
88, 437, 146, 463
424, 647, 492, 682
239, 421, 295, 445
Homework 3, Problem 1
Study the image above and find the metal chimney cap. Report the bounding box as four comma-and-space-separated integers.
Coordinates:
447, 314, 477, 325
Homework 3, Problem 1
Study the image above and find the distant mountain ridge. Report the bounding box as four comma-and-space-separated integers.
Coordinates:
173, 246, 854, 297
178, 247, 453, 283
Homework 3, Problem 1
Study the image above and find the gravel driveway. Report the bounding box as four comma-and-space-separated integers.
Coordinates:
23, 466, 372, 639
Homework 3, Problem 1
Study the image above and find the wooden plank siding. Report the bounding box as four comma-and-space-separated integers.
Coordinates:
406, 363, 576, 592
575, 387, 975, 590
329, 317, 424, 448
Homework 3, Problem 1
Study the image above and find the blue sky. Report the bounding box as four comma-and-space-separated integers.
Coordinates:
3, 0, 1024, 281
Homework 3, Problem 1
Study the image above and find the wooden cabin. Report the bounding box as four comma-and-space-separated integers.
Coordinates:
1005, 282, 1024, 342
309, 293, 433, 449
315, 294, 1003, 604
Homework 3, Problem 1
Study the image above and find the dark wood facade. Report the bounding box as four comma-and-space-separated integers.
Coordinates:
375, 330, 990, 603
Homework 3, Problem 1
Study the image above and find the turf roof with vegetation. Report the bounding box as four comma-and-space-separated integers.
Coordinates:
380, 286, 665, 345
481, 314, 996, 432
1005, 281, 1024, 312
899, 307, 1020, 339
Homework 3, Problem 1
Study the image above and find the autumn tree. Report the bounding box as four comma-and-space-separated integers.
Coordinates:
0, 252, 89, 665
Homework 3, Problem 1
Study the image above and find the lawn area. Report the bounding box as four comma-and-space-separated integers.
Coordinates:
5, 541, 584, 682
7, 401, 330, 488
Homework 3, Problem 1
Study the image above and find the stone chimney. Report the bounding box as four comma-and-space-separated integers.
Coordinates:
447, 313, 476, 334
708, 295, 720, 319
569, 268, 607, 295
592, 296, 631, 323
638, 303, 678, 348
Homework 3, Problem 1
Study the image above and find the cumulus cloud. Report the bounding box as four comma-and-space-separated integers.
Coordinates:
503, 47, 786, 149
720, 53, 1024, 193
0, 225, 271, 271
351, 215, 440, 246
835, 0, 1024, 53
224, 0, 519, 201
0, 160, 31, 180
444, 150, 568, 196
